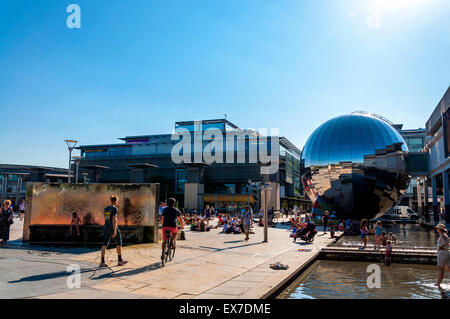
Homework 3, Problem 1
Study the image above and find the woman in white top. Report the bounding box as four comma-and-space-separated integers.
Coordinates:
435, 223, 450, 288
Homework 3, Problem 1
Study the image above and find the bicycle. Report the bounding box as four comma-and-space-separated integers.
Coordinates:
161, 229, 176, 267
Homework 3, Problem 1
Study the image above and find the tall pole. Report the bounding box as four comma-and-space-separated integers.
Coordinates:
68, 148, 72, 184
263, 187, 268, 242
65, 140, 78, 184
75, 161, 79, 184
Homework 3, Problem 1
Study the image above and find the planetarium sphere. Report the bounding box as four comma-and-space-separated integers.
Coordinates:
301, 113, 410, 220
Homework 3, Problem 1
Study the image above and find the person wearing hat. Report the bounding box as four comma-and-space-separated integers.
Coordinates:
435, 223, 450, 288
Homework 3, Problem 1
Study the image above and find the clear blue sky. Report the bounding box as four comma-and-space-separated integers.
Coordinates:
1, 0, 449, 168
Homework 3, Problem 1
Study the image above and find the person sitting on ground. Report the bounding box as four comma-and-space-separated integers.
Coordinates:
199, 218, 210, 232
69, 211, 82, 236
190, 218, 197, 231
210, 214, 223, 229
222, 220, 233, 234
228, 219, 241, 234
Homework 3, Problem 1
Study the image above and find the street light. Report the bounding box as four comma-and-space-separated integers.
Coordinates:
64, 140, 78, 184
72, 156, 83, 184
261, 183, 272, 243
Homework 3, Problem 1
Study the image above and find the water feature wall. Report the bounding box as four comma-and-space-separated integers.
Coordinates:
23, 183, 160, 244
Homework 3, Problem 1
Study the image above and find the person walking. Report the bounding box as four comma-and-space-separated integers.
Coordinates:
205, 205, 211, 226
322, 211, 330, 234
0, 200, 14, 246
242, 207, 252, 241
18, 199, 25, 221
99, 196, 128, 268
435, 223, 450, 288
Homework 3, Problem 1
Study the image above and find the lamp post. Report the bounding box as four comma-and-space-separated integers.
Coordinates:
72, 156, 83, 184
247, 178, 271, 242
64, 140, 78, 184
261, 183, 271, 243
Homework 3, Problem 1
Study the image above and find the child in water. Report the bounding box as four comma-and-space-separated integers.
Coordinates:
69, 211, 82, 236
374, 221, 383, 250
385, 240, 392, 266
360, 219, 369, 249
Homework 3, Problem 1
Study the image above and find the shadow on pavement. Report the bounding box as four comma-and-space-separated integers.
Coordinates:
1, 241, 98, 255
8, 266, 105, 283
90, 262, 162, 281
199, 241, 264, 252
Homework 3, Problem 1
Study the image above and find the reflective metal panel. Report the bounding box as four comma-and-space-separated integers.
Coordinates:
302, 114, 410, 220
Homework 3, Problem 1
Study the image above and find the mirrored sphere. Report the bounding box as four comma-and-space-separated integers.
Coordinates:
301, 113, 410, 220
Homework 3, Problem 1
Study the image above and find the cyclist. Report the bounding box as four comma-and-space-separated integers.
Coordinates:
161, 198, 184, 257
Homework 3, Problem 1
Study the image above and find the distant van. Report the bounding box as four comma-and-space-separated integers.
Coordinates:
383, 206, 418, 220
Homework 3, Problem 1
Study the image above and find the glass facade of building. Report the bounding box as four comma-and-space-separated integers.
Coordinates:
78, 119, 306, 210
404, 137, 424, 152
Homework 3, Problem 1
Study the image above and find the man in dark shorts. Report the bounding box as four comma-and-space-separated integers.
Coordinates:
161, 198, 184, 255
99, 196, 128, 267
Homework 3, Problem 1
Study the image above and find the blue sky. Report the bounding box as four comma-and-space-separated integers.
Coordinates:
0, 0, 449, 168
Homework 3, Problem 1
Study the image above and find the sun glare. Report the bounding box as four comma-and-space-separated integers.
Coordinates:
371, 0, 426, 11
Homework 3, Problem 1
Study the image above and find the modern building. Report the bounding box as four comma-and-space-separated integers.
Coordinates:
77, 119, 308, 212
423, 86, 450, 223
0, 164, 70, 207
393, 125, 429, 212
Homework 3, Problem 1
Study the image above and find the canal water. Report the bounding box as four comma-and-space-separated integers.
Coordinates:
336, 223, 439, 248
277, 223, 449, 299
277, 260, 450, 299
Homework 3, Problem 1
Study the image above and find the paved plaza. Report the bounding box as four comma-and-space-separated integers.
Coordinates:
0, 218, 340, 299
